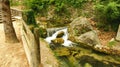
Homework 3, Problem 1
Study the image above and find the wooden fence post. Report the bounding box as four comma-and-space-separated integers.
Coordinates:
33, 28, 43, 67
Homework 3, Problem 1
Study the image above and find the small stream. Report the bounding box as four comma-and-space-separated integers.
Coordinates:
45, 28, 73, 47
44, 28, 120, 67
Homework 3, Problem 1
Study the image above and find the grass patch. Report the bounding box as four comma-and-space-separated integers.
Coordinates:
108, 40, 117, 47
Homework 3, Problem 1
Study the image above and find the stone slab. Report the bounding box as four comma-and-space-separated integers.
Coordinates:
116, 24, 120, 41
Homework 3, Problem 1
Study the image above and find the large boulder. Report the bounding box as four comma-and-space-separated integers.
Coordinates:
69, 17, 93, 36
78, 31, 101, 47
69, 17, 101, 47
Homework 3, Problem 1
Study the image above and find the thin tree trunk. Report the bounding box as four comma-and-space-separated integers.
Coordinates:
1, 0, 19, 43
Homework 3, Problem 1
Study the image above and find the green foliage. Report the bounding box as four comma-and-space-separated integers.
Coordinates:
105, 2, 120, 21
22, 10, 37, 26
23, 0, 93, 15
95, 1, 120, 31
23, 0, 49, 14
10, 0, 20, 6
108, 41, 117, 47
38, 27, 47, 38
67, 0, 88, 8
84, 63, 92, 67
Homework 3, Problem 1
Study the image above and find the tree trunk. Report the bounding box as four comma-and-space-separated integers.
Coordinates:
1, 0, 19, 43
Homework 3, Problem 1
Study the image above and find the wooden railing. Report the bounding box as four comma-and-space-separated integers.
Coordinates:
0, 8, 22, 23
21, 19, 42, 67
11, 8, 22, 17
8, 9, 42, 67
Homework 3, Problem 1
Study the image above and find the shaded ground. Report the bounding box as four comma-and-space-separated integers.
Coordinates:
89, 19, 116, 45
98, 30, 116, 45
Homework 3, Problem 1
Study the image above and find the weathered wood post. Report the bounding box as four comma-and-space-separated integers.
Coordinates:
22, 10, 43, 67
116, 24, 120, 41
33, 28, 42, 67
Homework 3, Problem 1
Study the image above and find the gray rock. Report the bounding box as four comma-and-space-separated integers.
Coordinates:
69, 17, 101, 47
78, 31, 101, 47
69, 17, 93, 36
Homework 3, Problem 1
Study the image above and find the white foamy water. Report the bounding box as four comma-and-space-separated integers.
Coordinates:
45, 28, 73, 47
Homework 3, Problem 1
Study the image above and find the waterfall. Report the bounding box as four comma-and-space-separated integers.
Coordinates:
45, 28, 73, 47
47, 27, 66, 37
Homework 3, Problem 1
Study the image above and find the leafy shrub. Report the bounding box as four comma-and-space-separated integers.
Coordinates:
22, 10, 37, 25
23, 0, 93, 15
95, 1, 120, 31
10, 0, 20, 6
67, 0, 88, 8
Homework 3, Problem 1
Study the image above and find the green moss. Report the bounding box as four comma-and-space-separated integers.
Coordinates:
10, 0, 21, 6
68, 56, 80, 67
84, 63, 92, 67
74, 25, 92, 36
108, 41, 117, 47
38, 27, 47, 38
54, 47, 70, 56
51, 38, 64, 45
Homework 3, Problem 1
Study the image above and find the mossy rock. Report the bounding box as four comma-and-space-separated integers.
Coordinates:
68, 56, 80, 67
73, 24, 92, 36
54, 47, 70, 56
56, 31, 64, 38
51, 38, 64, 45
69, 17, 93, 36
68, 35, 76, 42
84, 63, 92, 67
38, 27, 47, 38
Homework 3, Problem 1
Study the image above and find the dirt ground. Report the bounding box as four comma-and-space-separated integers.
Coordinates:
0, 21, 28, 67
89, 19, 116, 45
40, 39, 59, 67
0, 20, 59, 67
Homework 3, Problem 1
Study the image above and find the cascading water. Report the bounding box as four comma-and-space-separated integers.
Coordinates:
45, 28, 73, 47
46, 27, 66, 37
45, 28, 120, 67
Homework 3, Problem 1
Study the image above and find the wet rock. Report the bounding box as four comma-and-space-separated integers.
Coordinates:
38, 27, 47, 38
54, 47, 70, 56
51, 38, 64, 45
84, 63, 92, 67
56, 31, 64, 38
68, 35, 77, 43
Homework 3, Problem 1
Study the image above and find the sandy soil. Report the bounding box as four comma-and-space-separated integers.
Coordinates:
0, 21, 29, 67
40, 40, 59, 67
0, 19, 59, 67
